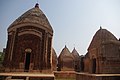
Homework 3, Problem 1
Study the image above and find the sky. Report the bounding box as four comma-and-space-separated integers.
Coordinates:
0, 0, 120, 56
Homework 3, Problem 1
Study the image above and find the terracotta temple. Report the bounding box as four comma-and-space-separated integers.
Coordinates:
3, 3, 53, 73
2, 3, 120, 80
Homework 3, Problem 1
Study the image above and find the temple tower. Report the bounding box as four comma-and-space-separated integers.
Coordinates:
3, 3, 53, 73
71, 48, 81, 72
58, 46, 74, 71
84, 27, 120, 73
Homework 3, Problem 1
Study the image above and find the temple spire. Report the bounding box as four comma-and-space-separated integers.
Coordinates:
100, 26, 102, 29
73, 44, 75, 49
65, 45, 67, 48
35, 3, 39, 8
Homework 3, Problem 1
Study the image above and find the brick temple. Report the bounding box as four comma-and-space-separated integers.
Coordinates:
84, 27, 120, 74
3, 3, 53, 73
1, 3, 120, 80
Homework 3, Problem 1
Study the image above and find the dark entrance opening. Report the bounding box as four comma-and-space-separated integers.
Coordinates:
81, 57, 84, 72
24, 52, 31, 72
92, 58, 96, 73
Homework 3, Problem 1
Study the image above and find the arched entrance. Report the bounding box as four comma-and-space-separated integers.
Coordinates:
92, 58, 96, 73
24, 49, 32, 72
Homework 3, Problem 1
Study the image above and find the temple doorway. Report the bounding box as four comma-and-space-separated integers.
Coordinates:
92, 58, 96, 73
24, 52, 31, 72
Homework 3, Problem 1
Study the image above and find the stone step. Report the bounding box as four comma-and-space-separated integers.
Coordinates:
5, 76, 28, 80
10, 79, 24, 80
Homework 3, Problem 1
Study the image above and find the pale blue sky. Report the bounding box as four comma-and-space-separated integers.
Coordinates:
0, 0, 120, 55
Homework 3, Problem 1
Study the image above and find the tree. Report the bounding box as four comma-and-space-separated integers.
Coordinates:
0, 52, 4, 65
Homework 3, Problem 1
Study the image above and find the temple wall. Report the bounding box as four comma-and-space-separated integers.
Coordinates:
54, 71, 76, 79
76, 73, 120, 80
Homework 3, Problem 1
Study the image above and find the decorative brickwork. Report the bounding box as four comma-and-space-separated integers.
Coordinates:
52, 48, 57, 71
3, 4, 53, 73
84, 28, 120, 74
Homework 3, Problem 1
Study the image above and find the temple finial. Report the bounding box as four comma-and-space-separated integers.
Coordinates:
65, 42, 67, 48
35, 3, 39, 8
73, 44, 75, 49
65, 45, 67, 48
100, 26, 102, 29
119, 38, 120, 41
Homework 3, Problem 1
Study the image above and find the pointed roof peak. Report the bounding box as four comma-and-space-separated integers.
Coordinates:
71, 48, 80, 58
72, 47, 77, 53
8, 3, 53, 32
35, 3, 39, 8
65, 45, 67, 48
73, 47, 76, 50
74, 44, 75, 47
100, 26, 102, 29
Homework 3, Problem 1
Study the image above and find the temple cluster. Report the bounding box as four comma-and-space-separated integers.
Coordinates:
3, 3, 120, 74
56, 46, 81, 72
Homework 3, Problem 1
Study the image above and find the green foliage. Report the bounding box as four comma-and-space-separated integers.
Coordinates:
0, 52, 4, 64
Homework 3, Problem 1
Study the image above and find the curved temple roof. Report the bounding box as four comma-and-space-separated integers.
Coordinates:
71, 48, 80, 59
88, 27, 117, 50
8, 3, 53, 32
58, 45, 74, 61
52, 48, 57, 62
